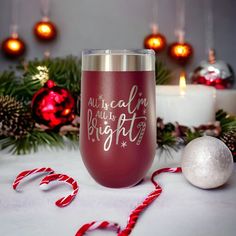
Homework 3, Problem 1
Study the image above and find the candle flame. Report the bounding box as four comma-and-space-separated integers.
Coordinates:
179, 71, 186, 95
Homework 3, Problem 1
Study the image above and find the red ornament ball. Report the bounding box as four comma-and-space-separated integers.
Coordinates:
34, 20, 57, 41
191, 49, 234, 89
144, 33, 166, 53
191, 61, 234, 89
1, 35, 26, 58
168, 42, 193, 65
31, 80, 75, 129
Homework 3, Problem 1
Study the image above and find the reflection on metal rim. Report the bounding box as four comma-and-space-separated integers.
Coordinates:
82, 49, 155, 71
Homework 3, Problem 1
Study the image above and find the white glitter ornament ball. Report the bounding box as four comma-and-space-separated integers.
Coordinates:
181, 136, 234, 189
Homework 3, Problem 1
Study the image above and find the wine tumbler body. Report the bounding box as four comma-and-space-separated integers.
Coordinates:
80, 50, 156, 188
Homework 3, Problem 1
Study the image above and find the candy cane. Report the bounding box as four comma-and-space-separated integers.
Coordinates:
75, 221, 121, 236
136, 122, 146, 145
13, 167, 54, 190
40, 173, 79, 207
75, 167, 182, 236
118, 167, 182, 235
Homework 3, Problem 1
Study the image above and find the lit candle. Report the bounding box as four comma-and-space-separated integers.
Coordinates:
156, 73, 216, 126
179, 71, 187, 95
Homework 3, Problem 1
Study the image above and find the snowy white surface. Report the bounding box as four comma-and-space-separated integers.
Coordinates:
0, 148, 235, 236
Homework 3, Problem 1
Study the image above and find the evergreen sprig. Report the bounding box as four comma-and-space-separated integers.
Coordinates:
155, 60, 172, 85
216, 109, 236, 133
156, 111, 236, 158
0, 129, 79, 155
15, 56, 81, 103
0, 71, 19, 97
0, 56, 235, 156
0, 56, 81, 154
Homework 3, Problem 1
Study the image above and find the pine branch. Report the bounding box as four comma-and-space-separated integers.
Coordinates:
0, 71, 19, 96
216, 109, 236, 134
157, 110, 236, 159
0, 129, 79, 155
158, 132, 178, 150
155, 60, 172, 85
183, 130, 202, 144
156, 118, 178, 151
17, 56, 81, 101
1, 55, 234, 158
0, 56, 81, 155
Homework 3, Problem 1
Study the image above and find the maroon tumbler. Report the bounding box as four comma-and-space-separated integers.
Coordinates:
80, 49, 156, 188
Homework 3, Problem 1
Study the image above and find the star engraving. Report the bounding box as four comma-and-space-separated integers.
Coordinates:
92, 138, 95, 142
121, 141, 127, 148
104, 121, 108, 125
98, 95, 103, 100
138, 92, 142, 97
143, 109, 146, 115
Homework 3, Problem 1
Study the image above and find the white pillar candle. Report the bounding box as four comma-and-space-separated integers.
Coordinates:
156, 85, 216, 126
216, 90, 236, 115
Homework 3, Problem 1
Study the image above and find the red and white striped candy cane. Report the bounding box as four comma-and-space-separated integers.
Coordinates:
75, 221, 121, 236
13, 167, 54, 190
136, 122, 146, 146
40, 173, 79, 207
75, 167, 182, 236
118, 167, 182, 235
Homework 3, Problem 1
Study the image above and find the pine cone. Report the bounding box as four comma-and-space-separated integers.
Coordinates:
220, 131, 236, 162
0, 96, 34, 137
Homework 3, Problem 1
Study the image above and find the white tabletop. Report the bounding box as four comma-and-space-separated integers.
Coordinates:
0, 148, 235, 236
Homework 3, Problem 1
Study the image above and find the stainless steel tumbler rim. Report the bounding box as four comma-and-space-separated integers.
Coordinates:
83, 49, 155, 55
82, 49, 155, 71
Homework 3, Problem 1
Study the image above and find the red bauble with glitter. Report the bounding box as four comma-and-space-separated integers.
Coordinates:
191, 61, 234, 89
191, 49, 234, 89
31, 80, 75, 129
